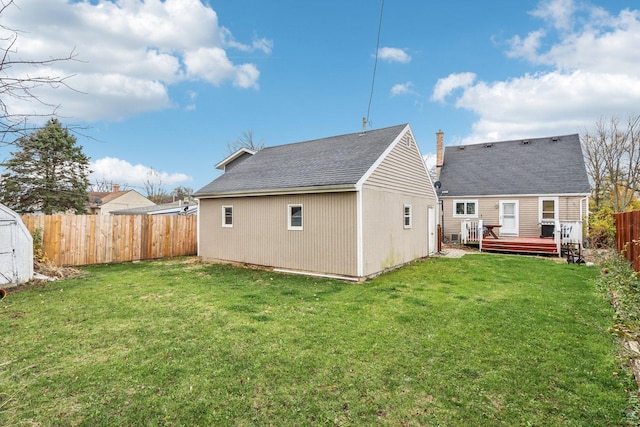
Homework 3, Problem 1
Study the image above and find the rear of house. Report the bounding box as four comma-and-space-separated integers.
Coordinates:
436, 133, 590, 248
195, 124, 438, 280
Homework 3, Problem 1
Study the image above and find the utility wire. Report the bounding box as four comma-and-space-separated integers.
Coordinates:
365, 0, 385, 129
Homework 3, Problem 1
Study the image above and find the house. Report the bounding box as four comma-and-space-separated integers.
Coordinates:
194, 124, 439, 280
435, 132, 591, 253
110, 200, 198, 216
0, 203, 33, 286
86, 185, 155, 215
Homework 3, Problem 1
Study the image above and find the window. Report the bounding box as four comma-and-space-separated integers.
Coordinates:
403, 204, 412, 228
453, 200, 477, 217
539, 197, 558, 221
222, 206, 233, 227
288, 204, 303, 230
541, 200, 555, 219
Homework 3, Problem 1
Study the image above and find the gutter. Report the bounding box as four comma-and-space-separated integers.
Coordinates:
195, 184, 357, 199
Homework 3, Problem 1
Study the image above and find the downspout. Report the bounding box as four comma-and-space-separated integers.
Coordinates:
580, 196, 589, 247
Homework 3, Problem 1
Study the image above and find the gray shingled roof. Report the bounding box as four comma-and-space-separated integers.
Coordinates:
110, 201, 197, 215
195, 124, 408, 196
438, 134, 590, 197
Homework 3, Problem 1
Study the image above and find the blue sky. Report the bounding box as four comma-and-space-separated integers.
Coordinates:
2, 0, 640, 193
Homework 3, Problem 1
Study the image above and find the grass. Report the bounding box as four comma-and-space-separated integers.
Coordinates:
0, 254, 633, 426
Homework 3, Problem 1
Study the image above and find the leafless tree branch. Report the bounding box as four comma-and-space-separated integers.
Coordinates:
0, 0, 81, 145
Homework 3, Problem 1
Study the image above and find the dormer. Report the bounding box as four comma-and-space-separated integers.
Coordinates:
215, 148, 257, 172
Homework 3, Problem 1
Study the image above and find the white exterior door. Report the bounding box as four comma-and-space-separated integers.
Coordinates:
428, 206, 436, 254
499, 201, 519, 236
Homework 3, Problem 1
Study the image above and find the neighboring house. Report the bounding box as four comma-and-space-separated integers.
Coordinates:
195, 124, 439, 280
87, 185, 155, 215
435, 132, 590, 249
111, 201, 197, 216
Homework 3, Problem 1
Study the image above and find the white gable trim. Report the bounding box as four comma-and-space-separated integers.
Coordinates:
405, 126, 438, 196
355, 124, 410, 191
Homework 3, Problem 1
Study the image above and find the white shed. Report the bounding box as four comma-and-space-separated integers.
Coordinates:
0, 204, 33, 287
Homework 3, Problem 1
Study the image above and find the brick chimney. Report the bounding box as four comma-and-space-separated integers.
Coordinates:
112, 184, 120, 193
436, 130, 444, 169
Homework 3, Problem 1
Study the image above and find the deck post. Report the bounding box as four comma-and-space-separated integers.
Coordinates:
554, 220, 561, 257
478, 219, 484, 252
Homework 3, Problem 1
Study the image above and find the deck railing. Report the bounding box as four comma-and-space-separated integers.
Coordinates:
461, 219, 483, 245
554, 220, 583, 254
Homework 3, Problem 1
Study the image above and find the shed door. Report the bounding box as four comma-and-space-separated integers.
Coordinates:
0, 221, 17, 284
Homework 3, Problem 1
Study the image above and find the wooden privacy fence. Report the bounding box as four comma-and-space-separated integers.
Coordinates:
614, 210, 640, 272
21, 215, 197, 266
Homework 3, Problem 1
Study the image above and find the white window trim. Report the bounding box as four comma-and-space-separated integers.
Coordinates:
403, 204, 412, 229
288, 204, 303, 230
538, 197, 559, 222
453, 199, 478, 218
222, 205, 233, 227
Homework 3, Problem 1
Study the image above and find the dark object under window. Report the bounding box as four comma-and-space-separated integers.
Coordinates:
540, 223, 554, 238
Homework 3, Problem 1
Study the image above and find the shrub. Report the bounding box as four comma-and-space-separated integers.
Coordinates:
32, 227, 48, 264
589, 208, 616, 248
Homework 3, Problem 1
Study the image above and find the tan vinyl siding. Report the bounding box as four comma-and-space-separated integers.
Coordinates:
442, 195, 587, 240
366, 132, 435, 197
98, 191, 154, 215
361, 131, 438, 276
361, 188, 432, 276
199, 193, 358, 277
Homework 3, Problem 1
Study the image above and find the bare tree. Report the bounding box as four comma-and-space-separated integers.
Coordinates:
89, 179, 130, 192
172, 185, 193, 202
143, 167, 169, 204
227, 129, 264, 154
0, 0, 79, 146
581, 115, 640, 212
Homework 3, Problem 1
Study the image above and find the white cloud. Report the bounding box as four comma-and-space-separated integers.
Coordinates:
391, 82, 415, 96
1, 0, 272, 123
431, 73, 477, 102
90, 157, 192, 188
377, 47, 412, 63
457, 70, 640, 143
530, 0, 576, 30
423, 153, 436, 170
434, 0, 640, 143
506, 30, 547, 63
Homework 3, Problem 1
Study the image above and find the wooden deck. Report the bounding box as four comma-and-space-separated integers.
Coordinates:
479, 237, 559, 255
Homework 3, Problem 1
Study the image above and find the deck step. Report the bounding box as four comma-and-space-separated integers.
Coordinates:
481, 239, 558, 255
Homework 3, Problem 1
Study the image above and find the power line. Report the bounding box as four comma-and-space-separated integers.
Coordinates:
365, 0, 385, 129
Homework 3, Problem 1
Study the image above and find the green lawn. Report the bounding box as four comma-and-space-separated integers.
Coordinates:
0, 254, 633, 426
